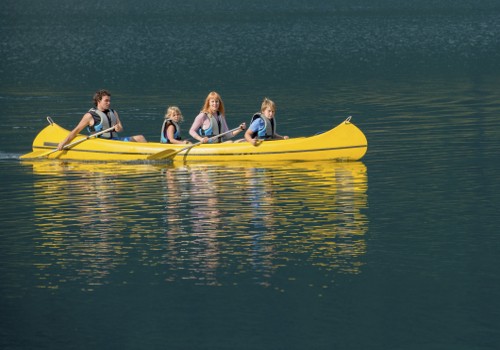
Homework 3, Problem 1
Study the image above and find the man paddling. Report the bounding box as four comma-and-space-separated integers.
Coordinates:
57, 89, 146, 150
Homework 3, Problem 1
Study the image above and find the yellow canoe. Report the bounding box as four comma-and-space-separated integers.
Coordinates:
20, 116, 368, 162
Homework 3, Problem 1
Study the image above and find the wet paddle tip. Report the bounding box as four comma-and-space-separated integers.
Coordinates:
147, 150, 176, 160
19, 150, 58, 159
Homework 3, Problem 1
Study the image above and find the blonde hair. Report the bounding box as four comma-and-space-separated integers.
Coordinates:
165, 106, 184, 122
201, 91, 225, 115
261, 97, 276, 113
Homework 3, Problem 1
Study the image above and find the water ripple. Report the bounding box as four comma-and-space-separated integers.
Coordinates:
1, 161, 369, 292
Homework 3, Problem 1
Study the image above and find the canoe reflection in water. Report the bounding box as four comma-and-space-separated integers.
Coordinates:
27, 160, 368, 291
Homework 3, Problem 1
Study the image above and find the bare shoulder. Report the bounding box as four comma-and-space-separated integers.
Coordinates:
80, 112, 94, 124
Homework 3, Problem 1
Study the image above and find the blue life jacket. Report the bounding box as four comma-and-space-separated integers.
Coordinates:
198, 112, 221, 142
250, 113, 275, 140
160, 119, 181, 143
87, 108, 118, 139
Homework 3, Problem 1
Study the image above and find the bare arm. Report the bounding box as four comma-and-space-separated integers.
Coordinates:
57, 113, 94, 150
167, 125, 189, 144
113, 110, 124, 132
274, 133, 289, 140
244, 128, 257, 146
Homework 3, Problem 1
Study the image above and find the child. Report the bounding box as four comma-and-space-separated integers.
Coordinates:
244, 97, 289, 146
160, 106, 191, 144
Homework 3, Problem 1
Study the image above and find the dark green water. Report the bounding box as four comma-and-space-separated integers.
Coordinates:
1, 1, 500, 349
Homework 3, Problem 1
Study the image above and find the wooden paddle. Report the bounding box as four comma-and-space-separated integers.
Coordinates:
147, 126, 242, 160
29, 126, 116, 159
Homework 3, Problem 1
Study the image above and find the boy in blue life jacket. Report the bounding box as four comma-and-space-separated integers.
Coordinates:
244, 97, 289, 146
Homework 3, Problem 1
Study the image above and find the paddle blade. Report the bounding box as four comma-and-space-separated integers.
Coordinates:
147, 141, 201, 160
19, 149, 58, 159
146, 148, 177, 160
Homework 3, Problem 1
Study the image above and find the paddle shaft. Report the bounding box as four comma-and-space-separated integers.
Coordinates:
212, 126, 243, 139
148, 126, 242, 160
36, 126, 116, 158
176, 127, 242, 155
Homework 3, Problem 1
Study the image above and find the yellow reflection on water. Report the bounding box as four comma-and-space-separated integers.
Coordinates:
27, 160, 368, 291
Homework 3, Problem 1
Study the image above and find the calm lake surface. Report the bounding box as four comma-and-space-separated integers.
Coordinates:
1, 1, 500, 349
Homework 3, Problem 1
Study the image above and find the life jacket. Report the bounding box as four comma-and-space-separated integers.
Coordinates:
87, 108, 118, 139
160, 119, 181, 144
250, 113, 275, 140
198, 112, 221, 142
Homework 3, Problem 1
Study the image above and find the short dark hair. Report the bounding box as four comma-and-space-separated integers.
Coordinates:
93, 89, 111, 106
